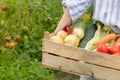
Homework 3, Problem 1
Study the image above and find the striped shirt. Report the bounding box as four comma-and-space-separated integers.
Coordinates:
62, 0, 120, 34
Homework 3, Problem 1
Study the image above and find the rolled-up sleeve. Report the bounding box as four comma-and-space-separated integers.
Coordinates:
62, 0, 94, 22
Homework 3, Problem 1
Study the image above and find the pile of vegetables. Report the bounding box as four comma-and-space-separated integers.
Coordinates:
4, 35, 21, 49
96, 35, 120, 55
50, 25, 85, 47
81, 24, 120, 56
49, 20, 120, 56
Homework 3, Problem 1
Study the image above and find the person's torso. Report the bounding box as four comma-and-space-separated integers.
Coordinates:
93, 0, 120, 29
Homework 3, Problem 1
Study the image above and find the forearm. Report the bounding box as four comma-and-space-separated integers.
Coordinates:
54, 8, 72, 33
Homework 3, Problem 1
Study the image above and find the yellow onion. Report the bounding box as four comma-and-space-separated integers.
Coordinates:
64, 34, 80, 47
56, 30, 67, 39
50, 35, 64, 44
73, 27, 84, 39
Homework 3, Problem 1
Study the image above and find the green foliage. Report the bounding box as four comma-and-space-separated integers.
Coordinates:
0, 0, 63, 60
0, 0, 62, 79
0, 0, 93, 79
0, 54, 54, 80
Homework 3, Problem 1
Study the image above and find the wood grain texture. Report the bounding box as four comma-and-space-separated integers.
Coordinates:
42, 53, 120, 80
42, 32, 120, 80
42, 39, 120, 70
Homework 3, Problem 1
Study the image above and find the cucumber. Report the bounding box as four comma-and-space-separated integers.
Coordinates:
78, 23, 98, 48
84, 24, 102, 50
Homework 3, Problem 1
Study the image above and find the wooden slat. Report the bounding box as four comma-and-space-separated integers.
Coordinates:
42, 52, 120, 80
43, 31, 49, 40
42, 52, 92, 76
42, 40, 120, 70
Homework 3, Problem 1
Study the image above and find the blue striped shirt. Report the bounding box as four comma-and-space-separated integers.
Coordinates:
62, 0, 120, 33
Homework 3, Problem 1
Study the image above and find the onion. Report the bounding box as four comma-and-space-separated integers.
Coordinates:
50, 35, 64, 44
73, 27, 84, 39
56, 30, 67, 39
64, 34, 80, 47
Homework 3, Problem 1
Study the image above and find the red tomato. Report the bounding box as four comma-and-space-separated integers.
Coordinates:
2, 5, 8, 11
112, 52, 120, 56
116, 37, 120, 42
15, 35, 21, 42
106, 45, 120, 54
64, 25, 72, 34
97, 44, 109, 54
114, 42, 120, 50
5, 36, 11, 42
9, 42, 16, 49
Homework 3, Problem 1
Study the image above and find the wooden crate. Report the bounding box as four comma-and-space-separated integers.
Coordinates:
42, 32, 120, 80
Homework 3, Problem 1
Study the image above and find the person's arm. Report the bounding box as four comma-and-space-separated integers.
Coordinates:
54, 8, 72, 33
50, 0, 94, 36
50, 7, 71, 36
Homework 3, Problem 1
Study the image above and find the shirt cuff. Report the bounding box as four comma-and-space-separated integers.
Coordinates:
62, 0, 67, 8
62, 0, 85, 22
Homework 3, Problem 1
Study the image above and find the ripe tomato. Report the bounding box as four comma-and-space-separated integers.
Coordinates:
9, 42, 16, 49
112, 52, 120, 56
15, 35, 21, 42
5, 36, 11, 42
97, 44, 109, 54
2, 5, 8, 11
116, 37, 120, 42
114, 42, 120, 49
106, 45, 120, 54
64, 25, 72, 34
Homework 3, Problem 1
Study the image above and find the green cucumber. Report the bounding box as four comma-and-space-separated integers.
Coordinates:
78, 23, 98, 48
84, 24, 101, 50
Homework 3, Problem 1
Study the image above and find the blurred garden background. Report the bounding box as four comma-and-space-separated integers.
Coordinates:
0, 0, 93, 80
